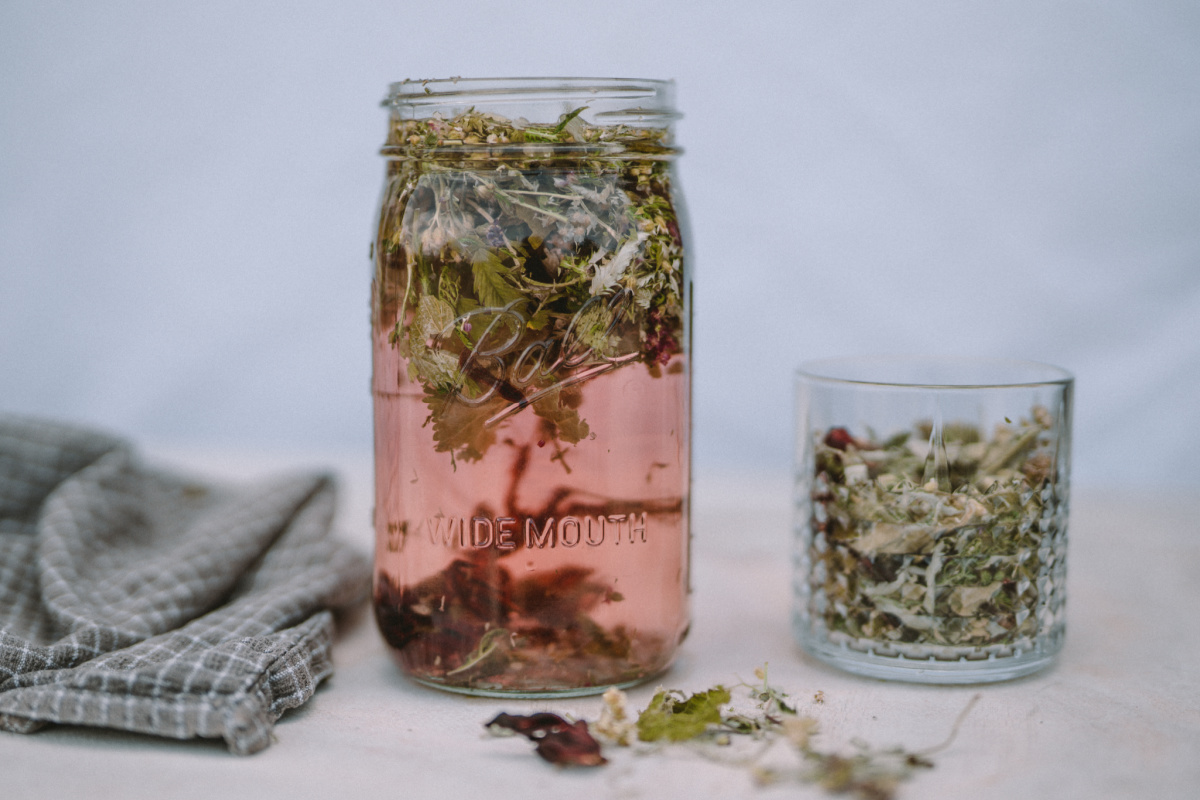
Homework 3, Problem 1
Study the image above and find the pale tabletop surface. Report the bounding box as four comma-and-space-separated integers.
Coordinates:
4, 448, 1198, 800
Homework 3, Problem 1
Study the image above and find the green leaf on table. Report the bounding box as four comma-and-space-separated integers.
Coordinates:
636, 686, 731, 742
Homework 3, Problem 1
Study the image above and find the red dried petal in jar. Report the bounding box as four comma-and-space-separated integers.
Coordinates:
824, 427, 856, 451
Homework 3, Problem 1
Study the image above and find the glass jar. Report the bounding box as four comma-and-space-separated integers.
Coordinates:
370, 78, 691, 697
793, 357, 1073, 683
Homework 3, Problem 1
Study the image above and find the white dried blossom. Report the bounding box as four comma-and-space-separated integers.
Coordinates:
590, 233, 648, 296
593, 687, 636, 746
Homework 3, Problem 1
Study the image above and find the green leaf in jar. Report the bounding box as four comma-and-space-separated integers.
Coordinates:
531, 385, 590, 445
422, 387, 510, 464
471, 249, 525, 309
408, 295, 460, 388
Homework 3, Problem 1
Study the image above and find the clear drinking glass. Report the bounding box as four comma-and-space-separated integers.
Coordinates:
793, 356, 1073, 683
370, 78, 691, 697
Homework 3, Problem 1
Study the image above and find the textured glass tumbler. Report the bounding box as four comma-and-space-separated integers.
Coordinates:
793, 357, 1073, 683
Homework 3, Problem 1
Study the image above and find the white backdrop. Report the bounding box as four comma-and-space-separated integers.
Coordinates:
2, 1, 1198, 490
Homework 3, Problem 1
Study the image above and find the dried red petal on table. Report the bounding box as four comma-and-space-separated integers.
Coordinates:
534, 719, 606, 767
486, 712, 607, 767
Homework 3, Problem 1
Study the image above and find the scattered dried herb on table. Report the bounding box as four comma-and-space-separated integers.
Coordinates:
484, 665, 977, 799
805, 407, 1066, 656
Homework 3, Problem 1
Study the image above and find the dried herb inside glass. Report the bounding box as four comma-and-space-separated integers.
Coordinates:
804, 407, 1067, 660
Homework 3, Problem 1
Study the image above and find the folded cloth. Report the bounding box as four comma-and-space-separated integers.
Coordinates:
0, 416, 370, 754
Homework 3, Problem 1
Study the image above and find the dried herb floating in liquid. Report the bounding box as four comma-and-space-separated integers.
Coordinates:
373, 106, 685, 465
806, 407, 1067, 657
372, 430, 684, 691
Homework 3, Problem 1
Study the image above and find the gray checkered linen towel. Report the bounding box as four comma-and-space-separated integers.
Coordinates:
0, 416, 370, 754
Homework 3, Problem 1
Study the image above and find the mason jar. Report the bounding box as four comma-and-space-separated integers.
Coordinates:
370, 78, 691, 697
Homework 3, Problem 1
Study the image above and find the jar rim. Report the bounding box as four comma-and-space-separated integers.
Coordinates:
796, 355, 1074, 389
383, 77, 680, 125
